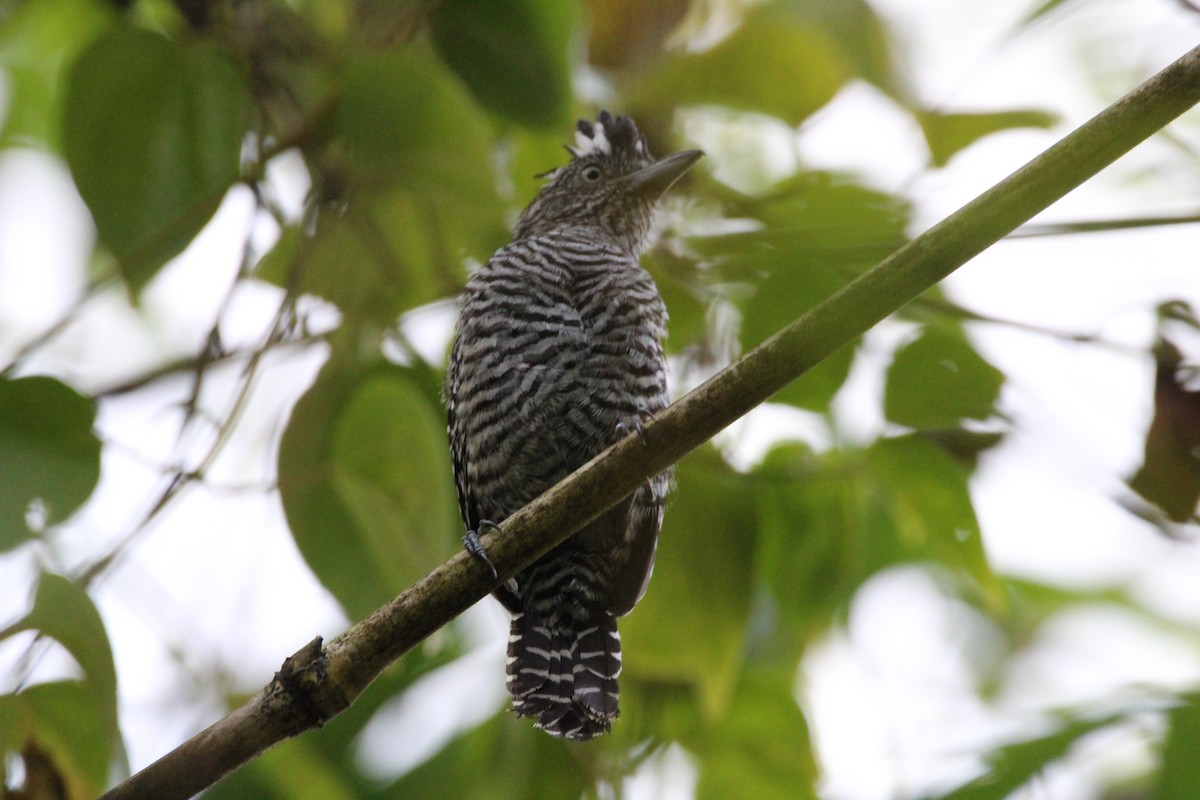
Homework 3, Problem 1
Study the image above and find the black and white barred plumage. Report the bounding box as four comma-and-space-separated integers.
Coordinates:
446, 112, 701, 740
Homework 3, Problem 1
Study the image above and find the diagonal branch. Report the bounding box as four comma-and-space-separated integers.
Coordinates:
100, 41, 1200, 800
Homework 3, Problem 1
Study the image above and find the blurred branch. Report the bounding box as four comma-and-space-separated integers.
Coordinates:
0, 280, 109, 378
1009, 213, 1200, 237
99, 42, 1200, 800
77, 295, 311, 587
94, 337, 323, 397
913, 296, 1145, 354
76, 185, 322, 589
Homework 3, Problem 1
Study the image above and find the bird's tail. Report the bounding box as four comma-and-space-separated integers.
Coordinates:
506, 610, 621, 740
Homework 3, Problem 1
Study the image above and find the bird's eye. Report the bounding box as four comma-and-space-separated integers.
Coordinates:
582, 166, 602, 182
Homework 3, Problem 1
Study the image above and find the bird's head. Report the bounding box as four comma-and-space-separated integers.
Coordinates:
513, 111, 703, 252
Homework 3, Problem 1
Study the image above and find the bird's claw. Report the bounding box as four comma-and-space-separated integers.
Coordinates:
463, 519, 501, 578
616, 416, 648, 444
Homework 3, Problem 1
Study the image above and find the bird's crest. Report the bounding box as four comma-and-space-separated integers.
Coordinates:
566, 111, 649, 162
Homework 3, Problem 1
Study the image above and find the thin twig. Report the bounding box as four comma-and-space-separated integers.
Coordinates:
913, 296, 1145, 355
95, 329, 324, 398
1009, 213, 1200, 237
0, 280, 109, 377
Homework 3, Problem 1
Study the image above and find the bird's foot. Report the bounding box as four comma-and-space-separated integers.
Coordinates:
615, 416, 648, 445
463, 519, 501, 578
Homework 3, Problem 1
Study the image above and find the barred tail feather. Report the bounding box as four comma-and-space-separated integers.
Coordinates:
506, 612, 621, 740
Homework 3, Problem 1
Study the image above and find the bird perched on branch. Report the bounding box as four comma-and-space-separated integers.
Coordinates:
446, 111, 701, 739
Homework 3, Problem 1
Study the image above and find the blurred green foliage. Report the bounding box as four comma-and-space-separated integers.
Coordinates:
63, 25, 247, 292
0, 0, 1196, 798
280, 356, 458, 621
0, 377, 100, 548
0, 574, 122, 798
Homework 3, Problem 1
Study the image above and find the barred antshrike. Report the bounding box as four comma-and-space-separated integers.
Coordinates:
446, 112, 701, 739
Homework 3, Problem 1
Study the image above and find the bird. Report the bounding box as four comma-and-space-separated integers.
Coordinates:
445, 111, 702, 740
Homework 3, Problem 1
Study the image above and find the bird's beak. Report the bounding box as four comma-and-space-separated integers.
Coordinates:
623, 149, 704, 197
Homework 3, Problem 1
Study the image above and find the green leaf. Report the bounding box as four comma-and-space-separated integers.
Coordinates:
622, 449, 756, 716
1159, 695, 1200, 799
696, 175, 910, 411
1128, 339, 1200, 523
753, 433, 1002, 644
691, 668, 819, 800
884, 323, 1004, 430
586, 0, 690, 71
319, 49, 506, 328
867, 435, 1002, 609
917, 109, 1058, 167
16, 573, 119, 746
920, 428, 1005, 469
926, 713, 1123, 800
743, 263, 855, 411
0, 376, 100, 550
780, 0, 897, 95
63, 26, 247, 295
13, 681, 111, 798
257, 186, 505, 328
0, 693, 20, 752
5, 575, 123, 796
636, 6, 850, 125
713, 172, 912, 247
394, 712, 592, 799
1013, 0, 1079, 32
430, 0, 576, 129
331, 373, 457, 574
504, 126, 578, 210
279, 358, 458, 620
754, 444, 900, 643
644, 252, 710, 355
336, 48, 498, 198
255, 736, 360, 800
0, 0, 112, 150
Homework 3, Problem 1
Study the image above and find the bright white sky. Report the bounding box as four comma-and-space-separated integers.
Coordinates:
1, 1, 1199, 798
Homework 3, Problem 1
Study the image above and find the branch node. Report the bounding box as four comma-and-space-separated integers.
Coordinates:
270, 636, 347, 730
